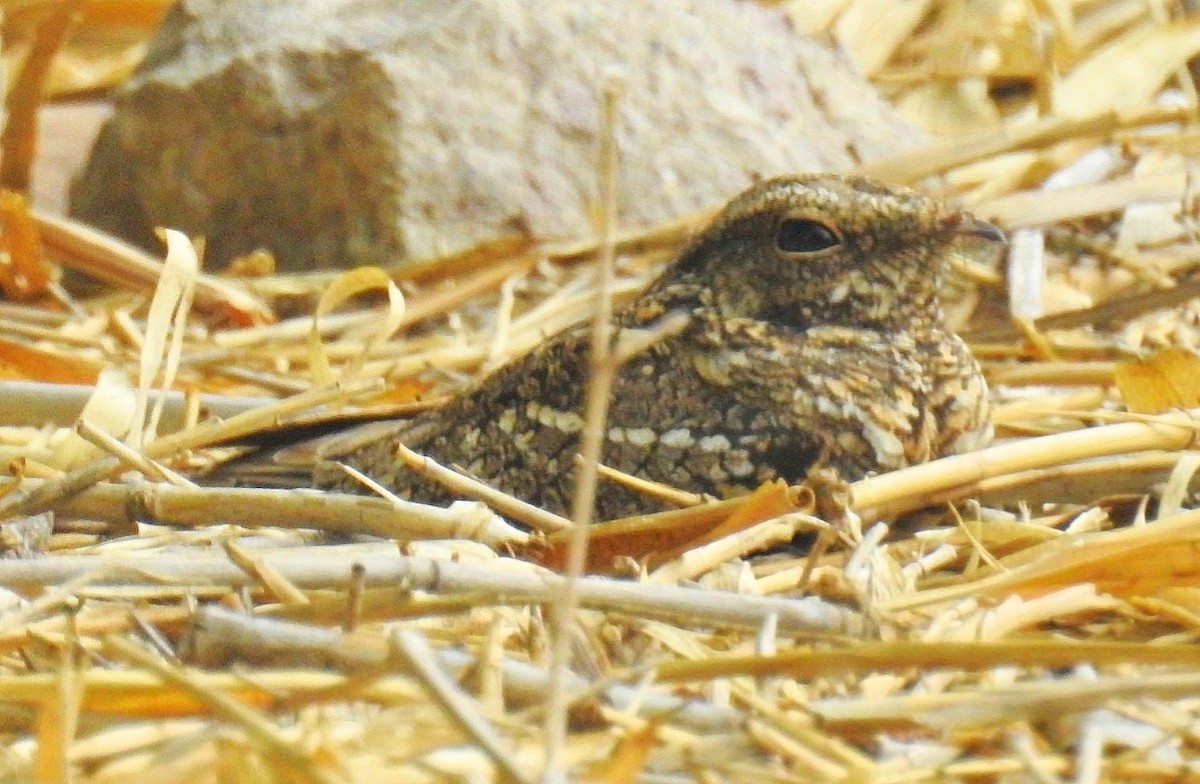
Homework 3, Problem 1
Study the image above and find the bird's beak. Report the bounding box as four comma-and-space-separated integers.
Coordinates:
939, 211, 1007, 245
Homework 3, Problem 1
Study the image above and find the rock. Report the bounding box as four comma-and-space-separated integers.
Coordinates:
32, 102, 110, 214
71, 0, 922, 272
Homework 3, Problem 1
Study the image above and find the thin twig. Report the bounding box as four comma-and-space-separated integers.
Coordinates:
74, 419, 194, 487
543, 78, 622, 780
389, 445, 571, 534
24, 477, 527, 547
0, 379, 381, 522
0, 547, 865, 634
391, 628, 533, 784
103, 635, 342, 784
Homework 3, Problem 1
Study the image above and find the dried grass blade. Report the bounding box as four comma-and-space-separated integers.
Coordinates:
0, 379, 380, 521
890, 506, 1200, 609
544, 78, 623, 779
654, 638, 1200, 683
33, 210, 273, 327
102, 635, 342, 784
129, 229, 197, 448
852, 409, 1200, 519
391, 628, 533, 784
1056, 17, 1200, 116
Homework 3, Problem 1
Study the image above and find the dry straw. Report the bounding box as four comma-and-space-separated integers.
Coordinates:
6, 1, 1200, 781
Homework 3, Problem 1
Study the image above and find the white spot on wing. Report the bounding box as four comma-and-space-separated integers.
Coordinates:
625, 427, 656, 447
699, 434, 731, 452
529, 402, 584, 433
660, 428, 695, 448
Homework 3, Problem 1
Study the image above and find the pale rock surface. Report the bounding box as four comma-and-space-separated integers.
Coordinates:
71, 0, 921, 271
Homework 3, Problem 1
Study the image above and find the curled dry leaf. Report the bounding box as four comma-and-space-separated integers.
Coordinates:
533, 480, 798, 574
307, 266, 405, 386
50, 366, 136, 470
1114, 347, 1200, 414
129, 229, 197, 448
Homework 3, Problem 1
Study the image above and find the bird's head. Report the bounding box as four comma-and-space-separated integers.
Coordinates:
658, 174, 1005, 332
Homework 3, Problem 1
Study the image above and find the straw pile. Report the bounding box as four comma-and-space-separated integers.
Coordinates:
3, 1, 1200, 781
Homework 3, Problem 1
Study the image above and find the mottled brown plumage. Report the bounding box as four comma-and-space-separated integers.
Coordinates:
315, 174, 1003, 519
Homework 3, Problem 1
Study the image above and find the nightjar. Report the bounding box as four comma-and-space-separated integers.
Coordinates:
315, 174, 1004, 519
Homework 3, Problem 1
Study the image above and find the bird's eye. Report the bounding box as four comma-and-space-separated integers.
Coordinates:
776, 218, 841, 253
